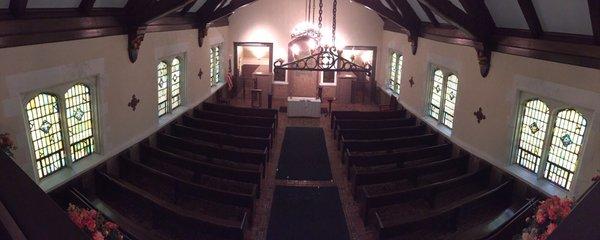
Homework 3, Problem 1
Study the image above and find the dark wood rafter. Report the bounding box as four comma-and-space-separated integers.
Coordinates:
78, 0, 96, 15
195, 0, 256, 47
180, 0, 197, 16
419, 2, 440, 27
417, 0, 494, 77
589, 0, 600, 44
9, 0, 28, 18
391, 0, 421, 54
125, 0, 196, 62
517, 0, 543, 38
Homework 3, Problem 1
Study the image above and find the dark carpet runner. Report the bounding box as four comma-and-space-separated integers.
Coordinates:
276, 127, 332, 180
266, 186, 350, 240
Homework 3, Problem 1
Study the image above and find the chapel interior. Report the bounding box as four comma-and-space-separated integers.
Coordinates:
0, 0, 599, 239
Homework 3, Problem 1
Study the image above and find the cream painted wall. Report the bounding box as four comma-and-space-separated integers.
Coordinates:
227, 0, 386, 81
0, 27, 229, 189
381, 31, 600, 198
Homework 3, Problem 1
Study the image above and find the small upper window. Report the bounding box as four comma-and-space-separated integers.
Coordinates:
157, 55, 185, 117
388, 51, 402, 94
210, 45, 222, 86
512, 96, 589, 190
428, 67, 459, 129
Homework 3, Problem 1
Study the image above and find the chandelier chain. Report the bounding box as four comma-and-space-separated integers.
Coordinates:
318, 0, 323, 32
312, 0, 316, 23
332, 0, 337, 45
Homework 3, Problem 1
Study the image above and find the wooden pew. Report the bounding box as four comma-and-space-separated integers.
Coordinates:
345, 143, 452, 170
202, 102, 278, 128
374, 180, 513, 239
182, 115, 273, 146
331, 110, 406, 129
194, 108, 275, 129
456, 198, 537, 240
141, 144, 262, 188
358, 166, 486, 224
172, 124, 270, 150
349, 154, 465, 196
334, 117, 417, 139
337, 125, 427, 149
341, 133, 438, 161
157, 133, 267, 175
96, 171, 247, 240
120, 156, 256, 211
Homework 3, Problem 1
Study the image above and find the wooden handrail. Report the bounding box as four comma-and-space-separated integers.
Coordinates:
0, 151, 87, 239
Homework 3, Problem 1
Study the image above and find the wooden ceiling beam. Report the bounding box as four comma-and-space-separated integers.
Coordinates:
589, 0, 600, 44
417, 0, 493, 77
391, 0, 422, 54
180, 0, 198, 16
353, 0, 408, 32
208, 0, 255, 23
9, 0, 28, 18
78, 0, 96, 15
419, 2, 440, 27
517, 0, 543, 38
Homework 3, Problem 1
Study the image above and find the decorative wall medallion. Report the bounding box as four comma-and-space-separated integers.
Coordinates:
474, 107, 486, 123
409, 77, 415, 87
128, 94, 140, 111
198, 68, 203, 80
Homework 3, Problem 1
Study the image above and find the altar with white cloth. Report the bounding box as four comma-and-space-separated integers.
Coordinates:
287, 97, 321, 118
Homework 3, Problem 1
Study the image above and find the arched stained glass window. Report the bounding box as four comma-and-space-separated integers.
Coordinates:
157, 61, 169, 116
26, 93, 66, 178
515, 99, 550, 172
210, 45, 221, 86
388, 52, 402, 94
442, 74, 459, 128
545, 109, 587, 189
171, 58, 181, 109
429, 69, 444, 120
65, 84, 95, 162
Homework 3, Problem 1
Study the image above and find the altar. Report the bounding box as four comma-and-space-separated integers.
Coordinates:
287, 97, 321, 118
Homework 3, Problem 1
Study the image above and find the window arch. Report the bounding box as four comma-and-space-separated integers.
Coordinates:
545, 109, 587, 189
65, 84, 95, 162
26, 93, 66, 178
157, 61, 169, 116
388, 51, 402, 94
171, 58, 181, 109
515, 99, 550, 172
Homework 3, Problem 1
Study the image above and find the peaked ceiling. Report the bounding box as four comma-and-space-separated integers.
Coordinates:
353, 0, 599, 75
0, 0, 598, 71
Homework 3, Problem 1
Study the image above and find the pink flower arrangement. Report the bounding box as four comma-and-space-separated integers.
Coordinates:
67, 204, 123, 240
0, 133, 17, 157
520, 196, 573, 240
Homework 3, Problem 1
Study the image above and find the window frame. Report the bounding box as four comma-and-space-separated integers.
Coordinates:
388, 50, 402, 95
157, 54, 186, 117
210, 44, 222, 87
426, 65, 460, 130
511, 92, 591, 190
22, 79, 101, 180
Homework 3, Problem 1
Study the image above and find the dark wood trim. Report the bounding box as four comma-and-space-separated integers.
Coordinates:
589, 0, 600, 44
9, 0, 28, 18
517, 0, 543, 38
78, 0, 96, 15
418, 2, 440, 27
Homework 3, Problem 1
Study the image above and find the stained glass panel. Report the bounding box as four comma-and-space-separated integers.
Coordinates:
545, 109, 587, 189
26, 93, 66, 178
429, 69, 444, 120
157, 61, 169, 116
171, 58, 181, 109
65, 84, 95, 162
443, 74, 458, 129
515, 99, 549, 173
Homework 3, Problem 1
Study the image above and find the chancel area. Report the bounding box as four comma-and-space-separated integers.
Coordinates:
0, 0, 599, 239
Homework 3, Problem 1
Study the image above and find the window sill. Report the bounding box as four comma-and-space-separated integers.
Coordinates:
39, 153, 106, 192
272, 81, 288, 85
505, 165, 570, 197
383, 88, 400, 98
319, 83, 337, 86
421, 116, 452, 138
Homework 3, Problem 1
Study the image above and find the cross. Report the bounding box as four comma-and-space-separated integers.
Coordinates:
128, 94, 140, 111
474, 107, 486, 123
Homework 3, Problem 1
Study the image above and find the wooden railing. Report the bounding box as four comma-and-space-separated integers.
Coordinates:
0, 151, 86, 239
549, 180, 600, 240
